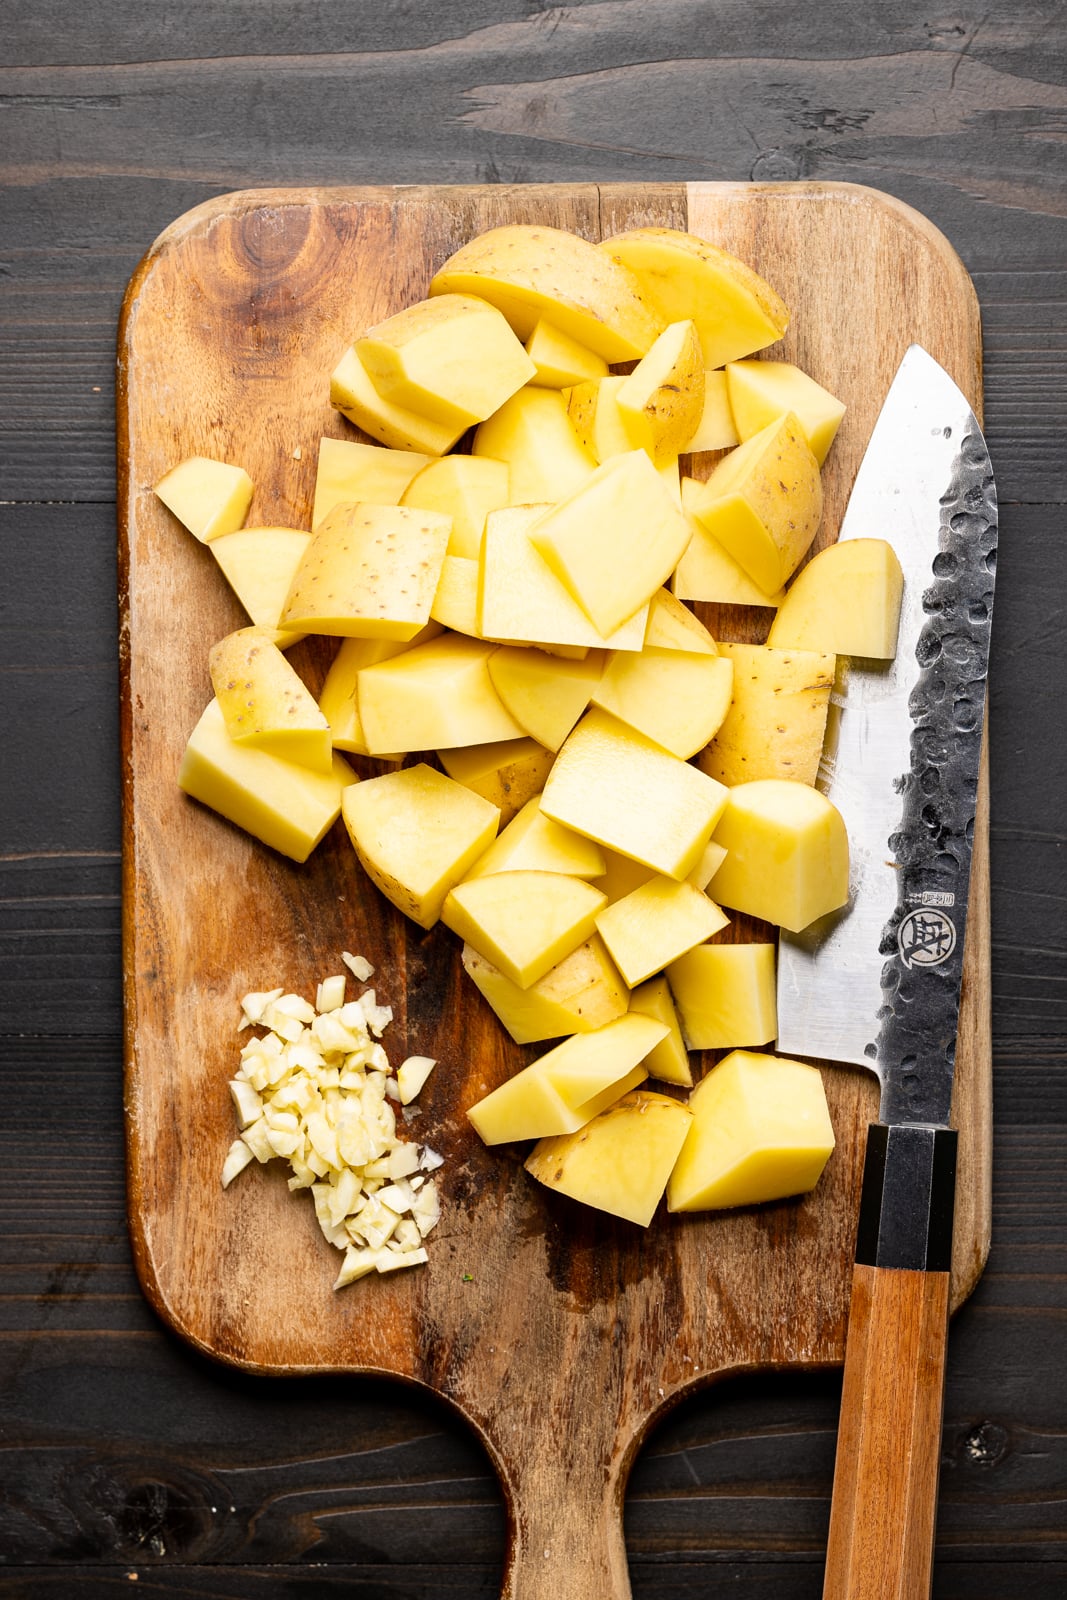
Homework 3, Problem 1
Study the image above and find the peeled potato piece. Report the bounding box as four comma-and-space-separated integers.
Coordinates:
542, 709, 728, 881
463, 796, 606, 881
525, 319, 609, 389
467, 1013, 665, 1145
709, 779, 849, 933
595, 875, 729, 988
766, 538, 904, 659
442, 870, 607, 990
667, 1051, 835, 1213
528, 451, 693, 637
480, 506, 648, 654
666, 943, 778, 1050
331, 346, 465, 455
591, 646, 734, 760
726, 359, 845, 466
629, 975, 692, 1087
154, 455, 253, 544
179, 699, 352, 863
317, 626, 440, 756
642, 588, 718, 655
473, 387, 597, 504
487, 645, 606, 753
430, 554, 483, 636
674, 501, 786, 608
209, 527, 311, 648
356, 294, 536, 430
312, 437, 431, 529
402, 454, 510, 559
687, 370, 739, 452
357, 633, 524, 756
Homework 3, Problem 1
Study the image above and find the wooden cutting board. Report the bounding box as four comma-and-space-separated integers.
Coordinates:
118, 181, 990, 1599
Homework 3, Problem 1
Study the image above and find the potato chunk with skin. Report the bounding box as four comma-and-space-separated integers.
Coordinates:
526, 1089, 693, 1226
154, 455, 253, 544
179, 699, 352, 863
438, 738, 554, 826
401, 455, 510, 559
766, 538, 905, 659
443, 871, 607, 989
726, 359, 846, 467
312, 437, 431, 529
280, 502, 451, 640
591, 646, 734, 760
462, 935, 628, 1044
629, 975, 692, 1087
709, 779, 849, 933
666, 943, 778, 1050
616, 319, 705, 461
357, 294, 536, 430
528, 450, 694, 637
466, 1013, 665, 1145
599, 228, 790, 368
565, 375, 634, 464
430, 224, 664, 361
667, 1051, 835, 1212
543, 709, 729, 881
357, 633, 524, 755
596, 875, 729, 987
683, 413, 822, 595
698, 643, 834, 788
341, 764, 500, 929
473, 387, 596, 504
209, 628, 332, 774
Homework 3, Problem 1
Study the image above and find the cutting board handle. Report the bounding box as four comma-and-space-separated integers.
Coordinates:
497, 1444, 632, 1599
823, 1122, 957, 1600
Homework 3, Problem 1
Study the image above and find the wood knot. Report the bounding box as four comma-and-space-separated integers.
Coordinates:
955, 1420, 1009, 1469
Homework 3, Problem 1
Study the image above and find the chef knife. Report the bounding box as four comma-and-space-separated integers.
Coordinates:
776, 345, 998, 1600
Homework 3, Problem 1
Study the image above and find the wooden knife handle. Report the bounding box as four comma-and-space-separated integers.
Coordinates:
823, 1261, 951, 1600
823, 1122, 958, 1600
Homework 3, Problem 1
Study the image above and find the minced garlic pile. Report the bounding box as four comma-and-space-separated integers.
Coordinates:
221, 951, 442, 1289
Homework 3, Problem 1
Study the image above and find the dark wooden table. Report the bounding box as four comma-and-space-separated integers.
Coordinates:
2, 5, 1065, 1595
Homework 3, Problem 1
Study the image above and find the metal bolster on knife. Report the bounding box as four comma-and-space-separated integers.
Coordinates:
854, 1123, 958, 1273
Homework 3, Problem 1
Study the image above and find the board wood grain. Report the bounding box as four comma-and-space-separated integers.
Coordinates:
118, 181, 990, 1600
